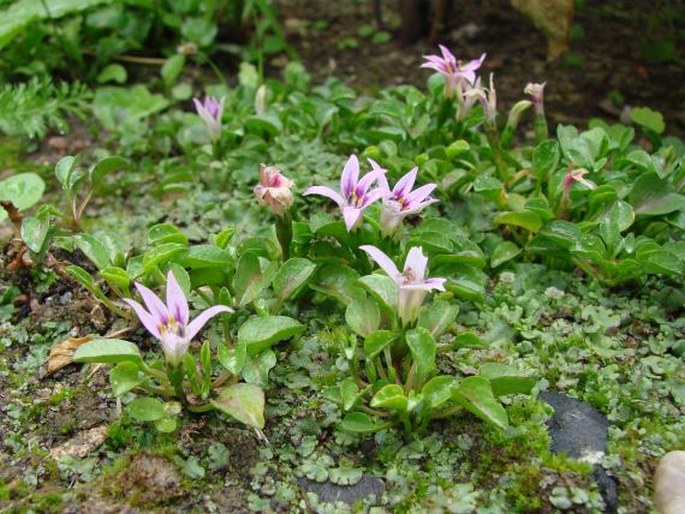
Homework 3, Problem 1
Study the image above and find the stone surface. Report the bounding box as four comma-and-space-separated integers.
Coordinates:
541, 391, 617, 513
541, 391, 608, 461
298, 474, 385, 505
654, 451, 685, 514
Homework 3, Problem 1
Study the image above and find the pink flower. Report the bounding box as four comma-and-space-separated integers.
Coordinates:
464, 73, 497, 123
360, 245, 446, 326
124, 271, 233, 366
304, 154, 388, 232
563, 167, 595, 193
193, 96, 225, 141
421, 45, 486, 97
524, 82, 546, 116
254, 164, 294, 216
373, 162, 438, 238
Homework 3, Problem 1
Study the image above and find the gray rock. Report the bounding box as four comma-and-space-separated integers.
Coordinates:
541, 391, 608, 461
298, 474, 385, 505
654, 450, 685, 514
541, 391, 617, 513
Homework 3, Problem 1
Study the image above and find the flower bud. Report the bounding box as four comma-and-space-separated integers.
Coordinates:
254, 164, 294, 216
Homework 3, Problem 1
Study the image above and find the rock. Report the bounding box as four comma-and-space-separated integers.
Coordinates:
298, 474, 385, 505
654, 451, 685, 514
541, 391, 618, 513
541, 391, 608, 462
49, 425, 108, 460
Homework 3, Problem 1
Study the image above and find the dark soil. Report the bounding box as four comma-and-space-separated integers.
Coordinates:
278, 0, 685, 138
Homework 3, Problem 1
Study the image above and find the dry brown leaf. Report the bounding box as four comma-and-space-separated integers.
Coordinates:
46, 327, 133, 376
46, 335, 92, 376
49, 425, 109, 460
510, 0, 574, 60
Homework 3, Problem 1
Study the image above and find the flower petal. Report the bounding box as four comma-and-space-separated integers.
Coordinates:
341, 205, 363, 231
360, 245, 401, 280
304, 186, 346, 208
404, 183, 437, 207
393, 167, 418, 198
340, 154, 360, 199
438, 45, 456, 63
124, 298, 162, 339
424, 277, 447, 291
134, 282, 169, 323
186, 305, 234, 341
166, 270, 189, 325
355, 167, 386, 197
404, 247, 428, 280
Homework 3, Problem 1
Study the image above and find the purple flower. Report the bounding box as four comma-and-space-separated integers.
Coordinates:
193, 96, 225, 141
360, 245, 446, 326
563, 167, 595, 192
124, 270, 233, 366
304, 154, 388, 232
421, 45, 486, 97
373, 163, 438, 238
464, 73, 497, 123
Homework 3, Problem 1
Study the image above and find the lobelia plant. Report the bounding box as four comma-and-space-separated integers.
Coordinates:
327, 245, 533, 434
193, 95, 225, 142
304, 154, 388, 232
254, 164, 295, 259
375, 163, 438, 239
73, 270, 267, 434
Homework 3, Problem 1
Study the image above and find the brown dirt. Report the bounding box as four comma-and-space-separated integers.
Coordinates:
278, 0, 685, 138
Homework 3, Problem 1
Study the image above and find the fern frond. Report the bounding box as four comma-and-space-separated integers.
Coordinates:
0, 78, 91, 139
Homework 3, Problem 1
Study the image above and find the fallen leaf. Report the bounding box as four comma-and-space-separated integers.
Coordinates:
510, 0, 574, 60
47, 336, 93, 375
49, 425, 109, 460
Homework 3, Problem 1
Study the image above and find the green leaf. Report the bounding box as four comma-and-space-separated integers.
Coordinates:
66, 264, 95, 288
421, 375, 456, 410
89, 155, 128, 184
0, 0, 111, 49
453, 332, 488, 349
452, 376, 508, 429
245, 114, 282, 136
97, 64, 127, 84
142, 243, 187, 273
129, 397, 165, 422
73, 234, 110, 270
211, 383, 265, 429
217, 342, 246, 375
148, 223, 189, 246
363, 330, 396, 359
629, 172, 685, 216
161, 54, 185, 87
630, 106, 665, 134
345, 295, 380, 338
241, 351, 276, 387
339, 378, 361, 411
73, 339, 142, 365
341, 412, 391, 433
405, 327, 436, 387
234, 254, 277, 306
417, 300, 458, 339
272, 258, 316, 301
93, 85, 169, 131
494, 210, 543, 233
532, 140, 560, 182
110, 361, 145, 396
358, 273, 398, 312
182, 244, 232, 268
490, 241, 522, 268
99, 266, 131, 291
237, 316, 305, 356
478, 363, 535, 397
370, 384, 408, 412
0, 172, 45, 222
310, 264, 363, 305
54, 155, 77, 191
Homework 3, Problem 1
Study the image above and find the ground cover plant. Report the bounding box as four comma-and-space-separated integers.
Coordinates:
0, 1, 684, 512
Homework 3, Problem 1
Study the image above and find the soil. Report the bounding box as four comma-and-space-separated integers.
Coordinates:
277, 0, 685, 138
